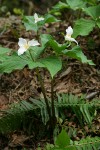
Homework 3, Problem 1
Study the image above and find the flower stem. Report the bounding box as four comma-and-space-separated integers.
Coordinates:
51, 78, 56, 130
36, 68, 51, 119
51, 78, 55, 117
28, 49, 51, 118
29, 49, 35, 62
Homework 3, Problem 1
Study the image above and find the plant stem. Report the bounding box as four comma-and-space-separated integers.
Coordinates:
29, 49, 35, 61
36, 68, 51, 119
51, 78, 55, 117
37, 30, 40, 42
28, 50, 51, 118
51, 77, 57, 131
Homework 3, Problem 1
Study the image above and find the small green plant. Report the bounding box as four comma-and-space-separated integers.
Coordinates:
37, 129, 100, 150
0, 11, 95, 135
50, 0, 100, 37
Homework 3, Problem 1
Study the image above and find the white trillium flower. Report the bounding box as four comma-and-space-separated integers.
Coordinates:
65, 26, 78, 45
18, 38, 40, 55
34, 13, 44, 23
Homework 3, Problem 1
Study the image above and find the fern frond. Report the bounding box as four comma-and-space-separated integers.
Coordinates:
74, 136, 100, 150
29, 98, 50, 124
0, 100, 38, 134
38, 136, 100, 150
0, 94, 99, 134
55, 93, 99, 125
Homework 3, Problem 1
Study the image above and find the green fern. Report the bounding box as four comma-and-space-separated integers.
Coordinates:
55, 93, 100, 125
0, 100, 38, 134
38, 136, 100, 150
74, 136, 100, 150
0, 94, 99, 134
29, 98, 49, 124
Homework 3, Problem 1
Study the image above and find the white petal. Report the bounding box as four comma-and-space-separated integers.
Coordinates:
70, 38, 78, 45
38, 17, 44, 21
34, 13, 38, 19
34, 13, 38, 23
65, 35, 71, 41
28, 39, 40, 47
34, 13, 44, 23
18, 38, 27, 47
66, 26, 73, 36
65, 35, 78, 45
18, 47, 26, 55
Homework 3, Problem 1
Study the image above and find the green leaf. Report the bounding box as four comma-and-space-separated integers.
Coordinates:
28, 61, 45, 69
56, 129, 70, 148
23, 14, 59, 32
0, 45, 62, 76
40, 34, 53, 47
50, 1, 69, 13
84, 5, 100, 19
63, 46, 95, 65
48, 40, 67, 54
40, 56, 62, 78
23, 16, 38, 31
29, 46, 45, 61
40, 34, 67, 54
96, 18, 100, 28
66, 0, 86, 10
73, 18, 95, 38
80, 105, 94, 125
44, 14, 59, 23
27, 34, 54, 61
0, 52, 28, 73
0, 47, 11, 54
28, 55, 62, 78
84, 0, 98, 5
0, 47, 12, 61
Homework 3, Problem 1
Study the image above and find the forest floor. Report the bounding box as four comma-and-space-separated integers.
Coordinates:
0, 15, 100, 149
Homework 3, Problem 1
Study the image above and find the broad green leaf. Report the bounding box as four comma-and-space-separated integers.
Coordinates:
40, 34, 53, 46
66, 0, 86, 10
0, 46, 62, 76
84, 0, 98, 5
0, 47, 12, 61
96, 18, 100, 28
0, 52, 28, 73
50, 1, 69, 13
23, 16, 38, 31
48, 40, 67, 54
27, 34, 54, 61
44, 14, 59, 23
28, 61, 45, 69
40, 56, 62, 78
40, 34, 67, 54
56, 129, 70, 148
28, 46, 45, 61
63, 46, 95, 65
73, 18, 95, 38
84, 5, 100, 19
0, 47, 11, 54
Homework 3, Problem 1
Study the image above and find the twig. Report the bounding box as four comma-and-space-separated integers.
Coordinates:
86, 91, 100, 100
